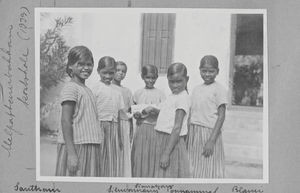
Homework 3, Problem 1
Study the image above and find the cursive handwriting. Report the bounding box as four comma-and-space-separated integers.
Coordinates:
108, 185, 158, 193
17, 7, 32, 41
17, 48, 29, 108
232, 186, 263, 193
170, 187, 219, 193
14, 182, 61, 192
135, 184, 174, 192
1, 25, 15, 157
0, 25, 24, 157
107, 184, 219, 193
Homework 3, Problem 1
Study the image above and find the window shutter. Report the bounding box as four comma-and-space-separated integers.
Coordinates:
141, 13, 175, 74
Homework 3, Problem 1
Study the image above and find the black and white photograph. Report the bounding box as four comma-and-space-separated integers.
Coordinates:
36, 8, 268, 183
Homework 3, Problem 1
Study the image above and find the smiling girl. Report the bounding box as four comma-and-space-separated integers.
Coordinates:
55, 46, 102, 177
187, 55, 228, 178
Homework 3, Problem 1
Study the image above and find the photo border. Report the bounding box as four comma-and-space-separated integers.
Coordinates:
35, 7, 268, 184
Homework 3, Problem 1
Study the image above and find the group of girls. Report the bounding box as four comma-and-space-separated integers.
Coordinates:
55, 45, 227, 178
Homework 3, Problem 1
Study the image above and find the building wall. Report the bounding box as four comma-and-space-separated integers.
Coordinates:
77, 10, 231, 94
223, 110, 263, 164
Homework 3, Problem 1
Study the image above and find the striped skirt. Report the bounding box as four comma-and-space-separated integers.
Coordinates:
131, 123, 157, 177
119, 119, 132, 177
153, 131, 190, 178
55, 143, 101, 177
100, 121, 123, 177
187, 124, 225, 178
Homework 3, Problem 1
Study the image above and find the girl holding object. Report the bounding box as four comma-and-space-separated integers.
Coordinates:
131, 64, 166, 177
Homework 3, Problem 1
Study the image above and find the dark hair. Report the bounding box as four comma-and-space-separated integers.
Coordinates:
167, 62, 188, 92
116, 61, 127, 73
200, 55, 219, 70
66, 46, 94, 77
141, 64, 158, 79
167, 62, 187, 78
97, 56, 116, 72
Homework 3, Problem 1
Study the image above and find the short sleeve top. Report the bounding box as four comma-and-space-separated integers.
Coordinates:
57, 81, 102, 144
155, 90, 191, 136
190, 81, 228, 128
92, 81, 125, 122
133, 88, 166, 105
111, 84, 133, 112
133, 88, 166, 124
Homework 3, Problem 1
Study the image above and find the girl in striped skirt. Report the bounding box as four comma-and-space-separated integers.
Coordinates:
131, 64, 166, 177
92, 56, 125, 177
142, 63, 191, 178
55, 46, 102, 177
187, 55, 228, 178
112, 61, 134, 177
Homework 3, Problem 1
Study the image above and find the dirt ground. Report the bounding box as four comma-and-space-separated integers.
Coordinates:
40, 135, 262, 179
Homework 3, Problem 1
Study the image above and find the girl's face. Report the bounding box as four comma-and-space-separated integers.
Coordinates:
70, 56, 94, 83
143, 72, 157, 89
168, 72, 188, 94
114, 64, 127, 82
200, 63, 219, 85
99, 65, 115, 85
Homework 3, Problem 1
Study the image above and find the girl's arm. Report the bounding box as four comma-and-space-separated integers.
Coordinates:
202, 104, 226, 157
61, 101, 79, 175
160, 109, 186, 169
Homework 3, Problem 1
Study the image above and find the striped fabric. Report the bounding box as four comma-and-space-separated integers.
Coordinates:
111, 84, 133, 177
153, 131, 190, 178
187, 124, 225, 178
131, 87, 166, 177
57, 81, 102, 144
92, 81, 125, 121
119, 119, 132, 177
100, 121, 123, 177
131, 123, 157, 177
111, 84, 134, 112
55, 143, 101, 176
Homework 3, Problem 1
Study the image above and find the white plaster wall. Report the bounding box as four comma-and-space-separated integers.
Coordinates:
173, 12, 231, 92
84, 11, 231, 95
41, 10, 232, 96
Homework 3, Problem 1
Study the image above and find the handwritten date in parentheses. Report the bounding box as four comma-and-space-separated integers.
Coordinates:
17, 7, 32, 41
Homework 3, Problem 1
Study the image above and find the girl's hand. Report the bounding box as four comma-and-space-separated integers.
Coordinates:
133, 112, 142, 119
134, 111, 149, 125
67, 153, 79, 175
202, 139, 215, 157
160, 152, 170, 169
